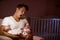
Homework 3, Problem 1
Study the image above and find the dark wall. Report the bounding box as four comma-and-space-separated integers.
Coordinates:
0, 0, 60, 18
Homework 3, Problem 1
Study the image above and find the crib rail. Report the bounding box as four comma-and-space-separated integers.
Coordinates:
30, 17, 60, 40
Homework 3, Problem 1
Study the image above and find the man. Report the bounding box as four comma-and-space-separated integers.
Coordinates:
0, 4, 33, 40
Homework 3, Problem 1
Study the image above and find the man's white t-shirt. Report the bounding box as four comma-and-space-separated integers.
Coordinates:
1, 16, 29, 35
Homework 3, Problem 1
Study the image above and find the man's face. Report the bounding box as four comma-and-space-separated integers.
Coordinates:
16, 7, 26, 18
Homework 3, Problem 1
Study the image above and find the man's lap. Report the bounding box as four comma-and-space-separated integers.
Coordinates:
0, 35, 25, 40
0, 35, 12, 40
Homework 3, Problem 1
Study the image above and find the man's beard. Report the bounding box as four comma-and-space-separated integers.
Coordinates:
20, 15, 26, 19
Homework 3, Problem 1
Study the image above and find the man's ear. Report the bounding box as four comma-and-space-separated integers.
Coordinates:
16, 8, 19, 12
16, 8, 19, 10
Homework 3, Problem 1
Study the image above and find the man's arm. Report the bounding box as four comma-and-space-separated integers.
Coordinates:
0, 25, 19, 38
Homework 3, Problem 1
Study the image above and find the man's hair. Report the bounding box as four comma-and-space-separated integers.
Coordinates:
16, 4, 29, 11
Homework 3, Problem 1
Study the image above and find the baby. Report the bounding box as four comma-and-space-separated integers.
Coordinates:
4, 24, 31, 37
22, 26, 31, 37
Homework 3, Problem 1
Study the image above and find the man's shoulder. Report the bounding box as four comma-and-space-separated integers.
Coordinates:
2, 16, 12, 21
3, 16, 12, 19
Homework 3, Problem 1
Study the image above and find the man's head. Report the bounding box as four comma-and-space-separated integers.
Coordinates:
14, 4, 29, 18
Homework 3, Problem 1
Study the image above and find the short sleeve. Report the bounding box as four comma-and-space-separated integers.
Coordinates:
1, 17, 9, 26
